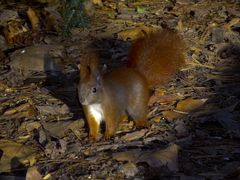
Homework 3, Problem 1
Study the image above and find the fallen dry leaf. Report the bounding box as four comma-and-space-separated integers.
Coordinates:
67, 119, 85, 139
224, 18, 240, 31
43, 121, 72, 138
43, 7, 63, 32
136, 144, 180, 172
176, 97, 207, 113
27, 7, 40, 32
3, 108, 17, 116
162, 110, 184, 121
148, 90, 178, 106
43, 173, 52, 180
3, 20, 28, 44
26, 166, 42, 180
117, 26, 160, 41
0, 81, 11, 91
121, 129, 148, 142
92, 0, 103, 6
113, 149, 141, 162
9, 45, 62, 78
161, 98, 207, 120
36, 104, 69, 116
0, 9, 19, 26
18, 121, 42, 134
215, 111, 240, 138
0, 140, 38, 173
43, 120, 84, 138
3, 103, 37, 119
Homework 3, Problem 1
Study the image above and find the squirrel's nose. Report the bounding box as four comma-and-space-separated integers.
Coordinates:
79, 97, 88, 105
78, 96, 84, 103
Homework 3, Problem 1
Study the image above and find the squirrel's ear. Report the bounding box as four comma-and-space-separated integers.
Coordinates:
96, 73, 102, 82
77, 64, 81, 70
102, 64, 107, 73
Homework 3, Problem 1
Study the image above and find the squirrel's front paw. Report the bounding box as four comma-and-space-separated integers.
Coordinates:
104, 131, 114, 140
88, 136, 97, 142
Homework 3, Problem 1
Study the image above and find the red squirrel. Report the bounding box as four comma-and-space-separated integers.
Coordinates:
78, 29, 186, 140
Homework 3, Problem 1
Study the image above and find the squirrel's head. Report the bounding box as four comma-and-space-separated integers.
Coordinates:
77, 53, 103, 105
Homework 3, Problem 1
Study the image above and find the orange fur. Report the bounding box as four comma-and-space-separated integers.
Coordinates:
128, 30, 186, 87
83, 106, 100, 140
78, 29, 186, 140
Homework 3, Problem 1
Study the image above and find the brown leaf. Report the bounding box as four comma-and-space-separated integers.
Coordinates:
136, 144, 180, 172
113, 149, 141, 162
27, 7, 40, 32
43, 121, 72, 138
3, 20, 28, 44
0, 81, 11, 91
67, 119, 85, 139
176, 98, 207, 113
3, 108, 17, 116
26, 166, 42, 180
121, 129, 148, 142
9, 45, 62, 78
36, 104, 69, 116
18, 121, 42, 134
0, 9, 19, 26
0, 140, 38, 173
3, 103, 37, 119
43, 7, 63, 32
43, 120, 84, 138
117, 26, 160, 41
148, 93, 178, 106
92, 0, 103, 6
224, 18, 240, 31
162, 110, 184, 121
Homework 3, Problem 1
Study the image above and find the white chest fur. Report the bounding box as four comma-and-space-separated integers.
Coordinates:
88, 104, 104, 125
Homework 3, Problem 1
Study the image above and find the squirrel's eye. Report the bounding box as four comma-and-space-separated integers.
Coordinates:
92, 87, 97, 93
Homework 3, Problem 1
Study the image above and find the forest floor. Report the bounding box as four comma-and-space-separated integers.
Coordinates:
0, 0, 240, 179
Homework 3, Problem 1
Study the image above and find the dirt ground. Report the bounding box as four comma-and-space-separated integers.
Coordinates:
0, 0, 240, 179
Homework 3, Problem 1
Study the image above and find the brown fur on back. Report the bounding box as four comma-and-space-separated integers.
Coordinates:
128, 29, 186, 87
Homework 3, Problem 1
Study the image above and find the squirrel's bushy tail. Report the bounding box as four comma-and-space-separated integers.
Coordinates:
128, 29, 186, 87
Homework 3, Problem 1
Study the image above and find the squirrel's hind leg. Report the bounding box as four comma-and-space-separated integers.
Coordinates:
127, 106, 149, 128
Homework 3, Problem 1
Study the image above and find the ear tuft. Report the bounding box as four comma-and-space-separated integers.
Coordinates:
77, 64, 81, 70
96, 74, 101, 82
102, 64, 107, 73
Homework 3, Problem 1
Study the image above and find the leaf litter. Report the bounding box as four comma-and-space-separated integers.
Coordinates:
0, 0, 240, 179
